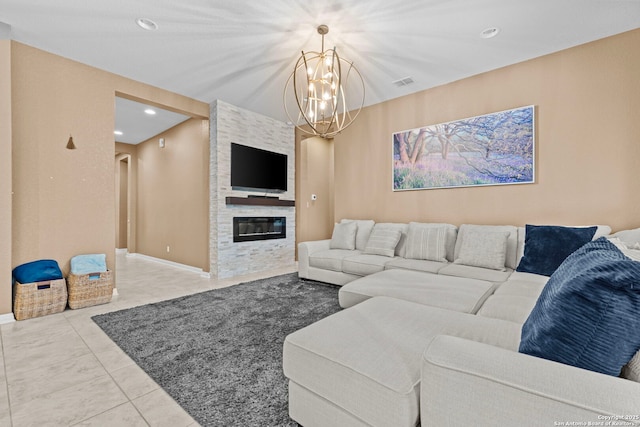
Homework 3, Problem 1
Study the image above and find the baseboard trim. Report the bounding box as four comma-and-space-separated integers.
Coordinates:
115, 248, 128, 254
0, 312, 16, 324
125, 252, 206, 275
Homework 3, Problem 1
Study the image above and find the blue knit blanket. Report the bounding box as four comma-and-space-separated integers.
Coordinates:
71, 254, 107, 275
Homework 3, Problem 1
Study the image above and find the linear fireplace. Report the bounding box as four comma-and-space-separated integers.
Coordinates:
233, 217, 286, 242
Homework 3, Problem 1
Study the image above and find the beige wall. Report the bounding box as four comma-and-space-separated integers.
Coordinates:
115, 142, 138, 254
331, 29, 640, 232
6, 42, 208, 317
6, 28, 639, 317
116, 157, 128, 249
135, 119, 209, 270
296, 136, 335, 247
0, 40, 12, 316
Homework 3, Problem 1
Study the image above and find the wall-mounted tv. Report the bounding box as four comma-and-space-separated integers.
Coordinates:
230, 143, 288, 193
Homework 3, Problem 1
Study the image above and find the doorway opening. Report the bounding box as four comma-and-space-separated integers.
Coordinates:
115, 154, 130, 252
113, 93, 210, 273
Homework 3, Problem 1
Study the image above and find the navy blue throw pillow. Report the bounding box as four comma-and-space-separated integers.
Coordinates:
519, 238, 640, 376
516, 225, 597, 276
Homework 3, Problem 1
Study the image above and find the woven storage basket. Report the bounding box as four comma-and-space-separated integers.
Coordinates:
13, 278, 68, 321
67, 270, 114, 309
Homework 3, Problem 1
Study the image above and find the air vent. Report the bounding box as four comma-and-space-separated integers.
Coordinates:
392, 76, 414, 87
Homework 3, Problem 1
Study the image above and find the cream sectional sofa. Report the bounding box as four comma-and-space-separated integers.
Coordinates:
284, 220, 640, 426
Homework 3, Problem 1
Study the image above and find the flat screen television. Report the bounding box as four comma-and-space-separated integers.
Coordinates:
230, 143, 288, 193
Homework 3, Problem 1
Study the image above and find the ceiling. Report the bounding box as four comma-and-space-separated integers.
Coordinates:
2, 0, 640, 141
114, 97, 190, 144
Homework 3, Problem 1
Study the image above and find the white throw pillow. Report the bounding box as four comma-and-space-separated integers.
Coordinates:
607, 237, 628, 251
341, 219, 375, 251
610, 227, 640, 248
457, 224, 518, 269
404, 223, 447, 262
622, 350, 640, 383
623, 248, 640, 262
370, 223, 409, 257
364, 226, 402, 257
454, 229, 510, 271
607, 237, 640, 261
614, 235, 640, 383
329, 221, 357, 250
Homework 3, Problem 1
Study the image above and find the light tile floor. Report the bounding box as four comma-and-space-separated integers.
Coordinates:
0, 253, 297, 427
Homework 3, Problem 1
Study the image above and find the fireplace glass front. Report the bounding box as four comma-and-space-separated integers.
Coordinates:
233, 217, 286, 242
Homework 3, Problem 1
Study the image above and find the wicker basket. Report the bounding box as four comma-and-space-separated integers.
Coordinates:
67, 270, 114, 309
13, 278, 68, 321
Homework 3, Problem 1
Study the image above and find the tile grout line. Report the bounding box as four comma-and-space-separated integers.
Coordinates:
0, 329, 14, 427
69, 401, 151, 427
6, 314, 129, 425
9, 316, 117, 418
4, 253, 286, 427
74, 319, 197, 426
65, 294, 198, 426
67, 313, 153, 426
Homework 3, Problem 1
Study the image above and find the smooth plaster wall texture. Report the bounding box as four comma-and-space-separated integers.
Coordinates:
0, 40, 12, 316
6, 42, 208, 317
136, 118, 210, 271
210, 100, 295, 279
113, 142, 138, 253
116, 157, 128, 249
296, 136, 335, 246
115, 142, 138, 254
331, 29, 640, 232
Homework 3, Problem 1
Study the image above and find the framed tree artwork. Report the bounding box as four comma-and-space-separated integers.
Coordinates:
392, 105, 535, 191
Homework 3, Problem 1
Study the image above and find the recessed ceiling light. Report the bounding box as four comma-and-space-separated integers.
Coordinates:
144, 108, 156, 115
480, 27, 500, 39
114, 130, 123, 136
136, 18, 158, 31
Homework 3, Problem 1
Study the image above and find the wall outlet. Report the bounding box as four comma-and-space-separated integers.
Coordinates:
166, 245, 170, 253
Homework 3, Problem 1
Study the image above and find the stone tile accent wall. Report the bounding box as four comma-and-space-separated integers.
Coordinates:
210, 100, 295, 279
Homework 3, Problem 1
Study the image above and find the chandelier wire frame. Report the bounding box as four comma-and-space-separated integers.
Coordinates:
284, 25, 365, 139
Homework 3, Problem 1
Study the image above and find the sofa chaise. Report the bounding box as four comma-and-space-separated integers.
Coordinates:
284, 220, 640, 426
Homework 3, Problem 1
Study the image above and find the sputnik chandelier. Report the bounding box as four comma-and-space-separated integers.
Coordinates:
284, 25, 365, 139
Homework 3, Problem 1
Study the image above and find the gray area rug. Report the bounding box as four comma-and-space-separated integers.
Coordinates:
92, 273, 340, 426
